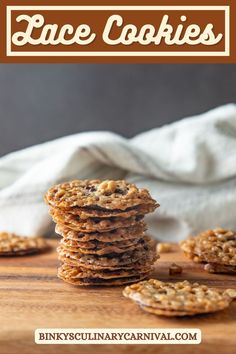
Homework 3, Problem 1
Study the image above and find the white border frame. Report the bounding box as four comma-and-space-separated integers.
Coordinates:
6, 6, 230, 57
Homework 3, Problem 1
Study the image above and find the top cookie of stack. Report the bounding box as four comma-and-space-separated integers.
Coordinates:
45, 179, 159, 286
45, 179, 157, 211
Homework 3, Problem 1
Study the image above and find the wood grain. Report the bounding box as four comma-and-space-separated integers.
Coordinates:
0, 240, 235, 354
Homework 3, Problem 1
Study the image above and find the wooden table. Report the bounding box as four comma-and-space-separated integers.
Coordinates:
0, 240, 235, 354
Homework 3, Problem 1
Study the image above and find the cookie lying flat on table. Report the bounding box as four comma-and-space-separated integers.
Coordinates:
123, 279, 234, 317
180, 228, 236, 274
0, 232, 49, 256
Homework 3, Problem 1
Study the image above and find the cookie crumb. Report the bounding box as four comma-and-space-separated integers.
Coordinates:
169, 263, 183, 275
157, 242, 172, 253
204, 263, 214, 273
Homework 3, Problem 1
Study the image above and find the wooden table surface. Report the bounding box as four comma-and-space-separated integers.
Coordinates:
0, 240, 235, 354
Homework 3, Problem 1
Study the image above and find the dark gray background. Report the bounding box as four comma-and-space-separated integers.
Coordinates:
0, 64, 235, 157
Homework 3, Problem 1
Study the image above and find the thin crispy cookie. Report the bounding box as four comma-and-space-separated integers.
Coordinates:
57, 239, 157, 268
204, 263, 236, 274
0, 232, 49, 256
180, 228, 236, 267
58, 263, 151, 280
59, 251, 158, 271
60, 236, 149, 255
45, 179, 157, 210
60, 235, 142, 250
123, 279, 232, 315
58, 267, 148, 286
55, 203, 158, 219
50, 208, 143, 232
55, 222, 146, 242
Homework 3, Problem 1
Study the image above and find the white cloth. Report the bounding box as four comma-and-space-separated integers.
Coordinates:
0, 104, 236, 241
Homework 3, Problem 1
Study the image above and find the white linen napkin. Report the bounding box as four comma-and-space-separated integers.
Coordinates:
0, 103, 236, 241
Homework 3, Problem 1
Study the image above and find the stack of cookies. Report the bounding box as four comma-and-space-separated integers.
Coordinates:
44, 179, 159, 286
180, 228, 236, 274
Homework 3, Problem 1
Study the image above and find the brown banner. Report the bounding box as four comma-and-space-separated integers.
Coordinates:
0, 0, 235, 63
